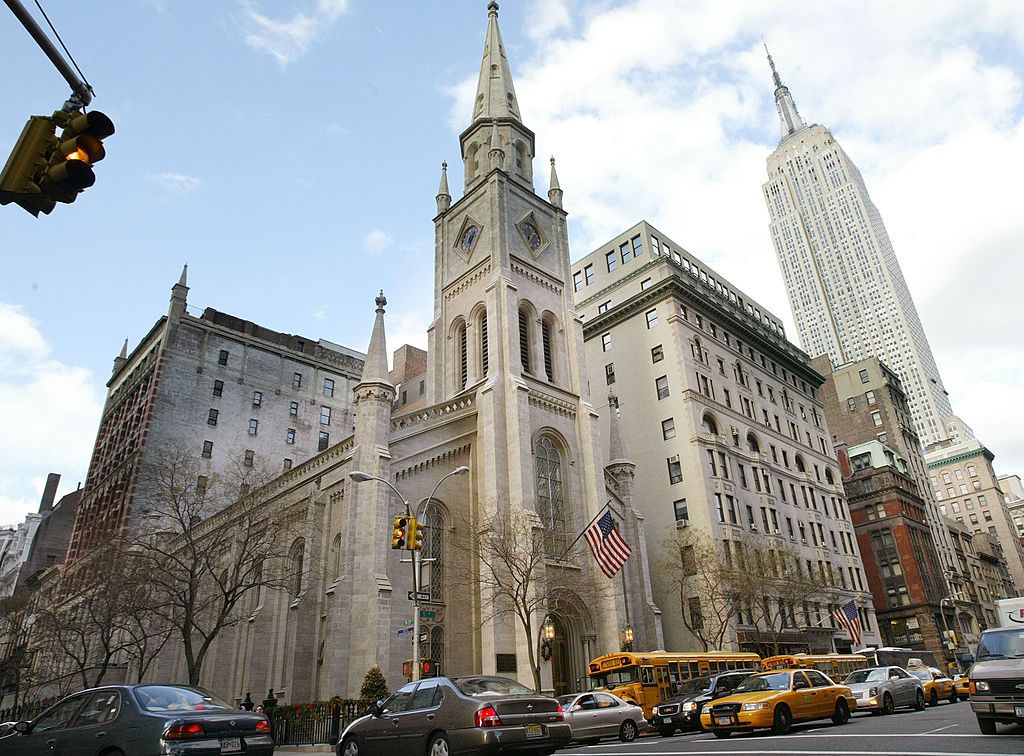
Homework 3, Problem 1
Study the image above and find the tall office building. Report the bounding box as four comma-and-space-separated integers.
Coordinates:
761, 51, 954, 446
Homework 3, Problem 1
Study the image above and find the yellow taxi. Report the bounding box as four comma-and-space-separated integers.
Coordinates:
953, 674, 970, 699
908, 667, 958, 706
699, 668, 856, 738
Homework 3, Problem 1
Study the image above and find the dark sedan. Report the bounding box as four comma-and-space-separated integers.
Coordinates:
3, 684, 272, 755
338, 675, 571, 756
649, 670, 755, 736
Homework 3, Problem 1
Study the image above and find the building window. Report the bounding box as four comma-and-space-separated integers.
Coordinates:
584, 264, 594, 285
218, 350, 229, 366
293, 372, 303, 388
244, 449, 254, 467
866, 390, 876, 405
201, 440, 213, 458
967, 464, 977, 477
519, 309, 531, 374
423, 503, 446, 604
641, 277, 652, 290
252, 390, 262, 406
605, 250, 617, 272
859, 369, 869, 383
674, 498, 688, 523
651, 345, 663, 363
212, 380, 224, 398
655, 375, 669, 400
457, 322, 468, 390
286, 428, 296, 444
601, 333, 612, 352
318, 431, 329, 451
535, 437, 568, 557
289, 539, 305, 596
871, 411, 882, 427
480, 312, 489, 377
605, 363, 615, 385
324, 378, 335, 397
668, 457, 683, 484
573, 270, 584, 292
196, 475, 208, 497
541, 320, 554, 380
283, 458, 293, 471
248, 419, 258, 435
207, 409, 219, 426
320, 406, 332, 425
645, 309, 658, 329
662, 418, 676, 440
285, 402, 296, 418
597, 300, 611, 314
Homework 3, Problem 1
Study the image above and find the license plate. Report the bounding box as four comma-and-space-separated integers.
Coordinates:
220, 737, 242, 753
660, 716, 672, 723
525, 723, 543, 738
1015, 705, 1024, 717
716, 716, 733, 725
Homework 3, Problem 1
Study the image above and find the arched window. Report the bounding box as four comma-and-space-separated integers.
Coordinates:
466, 142, 480, 183
331, 533, 342, 582
289, 538, 305, 597
747, 433, 761, 453
429, 625, 445, 674
795, 454, 807, 473
541, 318, 554, 382
519, 308, 531, 374
825, 467, 835, 485
423, 503, 445, 604
455, 321, 468, 390
535, 437, 567, 557
702, 414, 718, 435
479, 311, 489, 377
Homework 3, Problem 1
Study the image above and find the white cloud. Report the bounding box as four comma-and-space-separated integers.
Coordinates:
0, 305, 102, 527
237, 0, 350, 66
445, 0, 1024, 474
148, 172, 203, 193
386, 309, 430, 354
364, 228, 393, 254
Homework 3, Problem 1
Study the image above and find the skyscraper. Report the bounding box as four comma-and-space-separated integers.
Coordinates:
761, 50, 954, 447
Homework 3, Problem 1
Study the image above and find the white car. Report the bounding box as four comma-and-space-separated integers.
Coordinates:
555, 691, 644, 744
843, 666, 925, 714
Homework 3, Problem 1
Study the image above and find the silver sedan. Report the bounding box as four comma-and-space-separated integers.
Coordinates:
556, 691, 644, 744
843, 666, 925, 714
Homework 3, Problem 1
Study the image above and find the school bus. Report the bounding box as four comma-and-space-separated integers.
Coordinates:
587, 651, 762, 718
760, 653, 869, 682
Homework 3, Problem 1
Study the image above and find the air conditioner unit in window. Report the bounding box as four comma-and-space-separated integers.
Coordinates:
668, 454, 680, 464
676, 519, 689, 528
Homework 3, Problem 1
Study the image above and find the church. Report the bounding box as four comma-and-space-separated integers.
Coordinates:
149, 2, 664, 702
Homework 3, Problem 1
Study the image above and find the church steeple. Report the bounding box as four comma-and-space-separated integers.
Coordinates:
460, 2, 535, 190
765, 44, 805, 140
436, 161, 451, 214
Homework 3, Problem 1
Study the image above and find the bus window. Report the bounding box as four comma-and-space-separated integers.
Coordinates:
655, 667, 671, 701
640, 666, 655, 686
668, 662, 682, 690
691, 662, 703, 677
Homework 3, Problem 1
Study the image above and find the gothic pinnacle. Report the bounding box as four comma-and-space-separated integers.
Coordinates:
436, 161, 451, 214
548, 156, 563, 208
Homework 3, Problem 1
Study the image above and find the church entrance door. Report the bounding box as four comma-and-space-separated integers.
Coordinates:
550, 616, 572, 696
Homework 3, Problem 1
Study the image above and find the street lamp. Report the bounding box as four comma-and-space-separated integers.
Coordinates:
939, 594, 963, 675
621, 623, 634, 651
540, 616, 556, 662
349, 465, 470, 680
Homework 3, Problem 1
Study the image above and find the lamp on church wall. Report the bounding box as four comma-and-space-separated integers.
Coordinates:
621, 623, 634, 652
540, 616, 555, 661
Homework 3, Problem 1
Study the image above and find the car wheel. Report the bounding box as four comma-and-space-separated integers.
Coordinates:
977, 717, 997, 735
657, 726, 675, 737
882, 693, 894, 715
914, 690, 925, 711
949, 690, 958, 704
713, 729, 731, 739
929, 689, 938, 707
771, 704, 792, 735
340, 737, 360, 756
619, 719, 638, 742
428, 733, 450, 756
832, 698, 850, 725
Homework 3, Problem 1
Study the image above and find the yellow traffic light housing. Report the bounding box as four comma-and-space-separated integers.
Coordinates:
391, 516, 409, 550
408, 517, 424, 551
0, 115, 58, 216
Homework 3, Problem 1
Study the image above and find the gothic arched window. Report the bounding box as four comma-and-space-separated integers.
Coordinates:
541, 318, 554, 382
331, 533, 342, 582
455, 321, 468, 391
289, 538, 305, 597
535, 437, 567, 557
424, 503, 445, 604
479, 311, 489, 377
519, 308, 531, 375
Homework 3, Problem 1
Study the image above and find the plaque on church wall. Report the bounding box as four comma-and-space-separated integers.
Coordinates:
496, 653, 518, 673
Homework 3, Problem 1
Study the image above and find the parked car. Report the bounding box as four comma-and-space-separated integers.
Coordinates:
337, 676, 570, 756
649, 670, 755, 736
908, 666, 957, 706
555, 691, 643, 743
699, 669, 856, 738
2, 684, 272, 755
0, 721, 17, 738
842, 666, 925, 714
953, 674, 970, 700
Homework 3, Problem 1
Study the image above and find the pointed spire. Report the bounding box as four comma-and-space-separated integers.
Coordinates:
488, 120, 505, 171
436, 161, 451, 214
358, 290, 392, 387
547, 156, 563, 208
471, 2, 521, 126
178, 263, 188, 287
119, 338, 128, 359
607, 392, 630, 466
170, 262, 189, 318
764, 43, 805, 140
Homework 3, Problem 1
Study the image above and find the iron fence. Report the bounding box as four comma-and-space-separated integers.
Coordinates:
269, 698, 367, 746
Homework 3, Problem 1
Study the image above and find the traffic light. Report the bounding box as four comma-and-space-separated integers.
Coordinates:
949, 630, 958, 648
391, 516, 409, 549
408, 517, 423, 551
402, 659, 413, 678
0, 108, 114, 217
420, 659, 440, 678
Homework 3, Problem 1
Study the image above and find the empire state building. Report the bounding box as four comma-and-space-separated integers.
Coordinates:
760, 51, 954, 446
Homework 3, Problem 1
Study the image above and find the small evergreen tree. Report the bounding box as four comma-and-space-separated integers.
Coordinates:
360, 665, 389, 702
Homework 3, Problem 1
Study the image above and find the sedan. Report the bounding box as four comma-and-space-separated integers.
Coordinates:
338, 675, 570, 756
2, 684, 272, 755
556, 691, 643, 744
699, 669, 856, 738
908, 667, 958, 706
843, 666, 925, 714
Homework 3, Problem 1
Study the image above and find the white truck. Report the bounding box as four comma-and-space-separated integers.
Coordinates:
995, 597, 1024, 628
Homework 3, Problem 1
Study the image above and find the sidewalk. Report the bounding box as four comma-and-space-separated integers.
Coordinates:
277, 747, 334, 754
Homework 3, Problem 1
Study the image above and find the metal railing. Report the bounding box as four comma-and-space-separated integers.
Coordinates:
268, 699, 367, 746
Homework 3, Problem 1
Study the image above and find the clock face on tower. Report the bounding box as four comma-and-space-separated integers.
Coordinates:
516, 213, 546, 255
460, 224, 480, 253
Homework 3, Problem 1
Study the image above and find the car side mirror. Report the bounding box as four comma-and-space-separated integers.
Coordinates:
369, 700, 384, 717
15, 721, 31, 734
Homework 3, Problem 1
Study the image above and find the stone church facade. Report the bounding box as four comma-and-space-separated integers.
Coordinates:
151, 4, 662, 703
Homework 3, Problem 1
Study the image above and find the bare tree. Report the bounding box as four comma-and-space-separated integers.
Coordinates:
661, 529, 741, 651
132, 444, 292, 685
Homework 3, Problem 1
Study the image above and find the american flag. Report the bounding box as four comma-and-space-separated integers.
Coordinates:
834, 599, 862, 648
584, 512, 632, 578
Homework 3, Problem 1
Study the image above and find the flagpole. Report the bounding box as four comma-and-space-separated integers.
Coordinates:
554, 501, 612, 563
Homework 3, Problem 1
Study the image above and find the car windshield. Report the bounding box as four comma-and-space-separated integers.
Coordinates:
845, 668, 887, 684
735, 673, 791, 692
136, 686, 232, 711
589, 667, 639, 690
675, 677, 713, 696
455, 677, 536, 697
976, 629, 1024, 660
909, 669, 931, 681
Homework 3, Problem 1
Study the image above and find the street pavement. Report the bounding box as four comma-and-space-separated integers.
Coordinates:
560, 698, 1023, 755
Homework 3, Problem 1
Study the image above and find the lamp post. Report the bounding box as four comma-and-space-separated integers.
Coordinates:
621, 623, 635, 652
939, 594, 962, 675
540, 616, 556, 663
350, 465, 469, 681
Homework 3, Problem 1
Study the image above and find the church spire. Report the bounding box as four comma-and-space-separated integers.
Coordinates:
607, 392, 629, 466
472, 2, 521, 126
547, 156, 563, 208
359, 291, 392, 387
436, 161, 451, 214
764, 43, 805, 140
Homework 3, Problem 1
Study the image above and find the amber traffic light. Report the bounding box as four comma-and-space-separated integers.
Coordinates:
407, 517, 423, 551
391, 516, 409, 550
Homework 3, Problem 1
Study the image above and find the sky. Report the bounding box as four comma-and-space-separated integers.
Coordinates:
2, 0, 1023, 528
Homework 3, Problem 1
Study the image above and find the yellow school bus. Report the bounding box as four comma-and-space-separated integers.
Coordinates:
760, 653, 869, 683
587, 651, 762, 718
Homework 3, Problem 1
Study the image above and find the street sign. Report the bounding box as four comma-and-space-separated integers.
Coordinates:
420, 610, 436, 620
408, 591, 430, 602
397, 626, 414, 637
419, 633, 428, 643
405, 618, 415, 626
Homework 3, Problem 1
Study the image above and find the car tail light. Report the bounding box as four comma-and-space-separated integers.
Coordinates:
255, 719, 271, 734
163, 722, 205, 740
554, 704, 564, 722
475, 706, 502, 727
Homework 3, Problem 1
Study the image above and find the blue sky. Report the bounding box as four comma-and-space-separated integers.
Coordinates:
2, 0, 1023, 525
